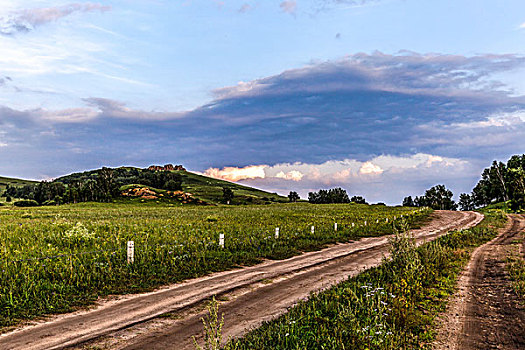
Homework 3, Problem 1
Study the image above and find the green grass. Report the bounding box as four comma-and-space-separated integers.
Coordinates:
506, 230, 525, 301
0, 202, 429, 330
226, 211, 507, 350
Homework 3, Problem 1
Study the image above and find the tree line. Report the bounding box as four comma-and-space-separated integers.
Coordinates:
458, 154, 525, 211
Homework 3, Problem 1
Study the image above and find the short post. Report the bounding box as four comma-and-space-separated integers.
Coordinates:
311, 225, 315, 234
275, 227, 279, 239
127, 240, 134, 264
352, 222, 355, 228
334, 222, 337, 231
219, 233, 225, 248
376, 219, 379, 223
364, 220, 367, 226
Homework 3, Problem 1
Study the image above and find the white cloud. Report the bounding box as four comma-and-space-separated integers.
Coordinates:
359, 161, 383, 175
520, 22, 525, 29
203, 153, 466, 185
451, 110, 525, 129
0, 3, 110, 35
203, 165, 267, 182
280, 1, 297, 14
275, 170, 304, 181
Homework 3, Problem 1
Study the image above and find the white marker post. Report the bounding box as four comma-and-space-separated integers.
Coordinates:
334, 223, 338, 231
219, 233, 225, 248
352, 222, 355, 228
311, 226, 315, 234
364, 220, 367, 226
275, 227, 280, 239
127, 241, 134, 264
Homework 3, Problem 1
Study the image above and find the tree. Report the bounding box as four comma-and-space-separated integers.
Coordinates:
288, 191, 300, 202
402, 196, 415, 207
222, 187, 234, 204
6, 195, 11, 202
165, 179, 182, 191
350, 196, 367, 204
422, 184, 457, 210
308, 188, 350, 204
458, 193, 475, 211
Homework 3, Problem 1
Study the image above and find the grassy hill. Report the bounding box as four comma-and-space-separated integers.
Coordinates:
175, 170, 287, 204
0, 176, 37, 204
53, 167, 288, 205
0, 176, 37, 191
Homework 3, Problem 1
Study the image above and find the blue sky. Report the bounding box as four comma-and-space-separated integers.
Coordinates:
1, 0, 525, 204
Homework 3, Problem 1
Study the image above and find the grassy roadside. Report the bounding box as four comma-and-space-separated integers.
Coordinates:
225, 211, 507, 350
506, 230, 525, 301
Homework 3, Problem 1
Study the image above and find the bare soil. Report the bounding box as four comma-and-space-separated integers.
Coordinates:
0, 211, 482, 350
434, 214, 525, 350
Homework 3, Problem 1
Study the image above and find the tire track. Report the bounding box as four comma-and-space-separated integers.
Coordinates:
434, 215, 525, 350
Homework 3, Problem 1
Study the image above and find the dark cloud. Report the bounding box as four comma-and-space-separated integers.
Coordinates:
0, 52, 524, 199
0, 3, 110, 35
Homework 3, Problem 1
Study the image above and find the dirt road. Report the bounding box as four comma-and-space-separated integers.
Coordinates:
0, 211, 483, 350
434, 214, 525, 350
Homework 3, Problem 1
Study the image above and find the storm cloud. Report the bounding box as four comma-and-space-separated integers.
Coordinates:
1, 52, 524, 202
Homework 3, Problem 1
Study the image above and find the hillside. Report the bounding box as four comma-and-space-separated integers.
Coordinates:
53, 166, 288, 205
0, 176, 37, 190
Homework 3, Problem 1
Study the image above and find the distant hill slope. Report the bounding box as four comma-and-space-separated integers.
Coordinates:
0, 176, 37, 192
54, 167, 288, 205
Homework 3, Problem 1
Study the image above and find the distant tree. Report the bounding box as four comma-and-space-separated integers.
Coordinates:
350, 196, 367, 204
165, 179, 182, 191
308, 188, 350, 204
222, 187, 234, 204
458, 193, 475, 211
97, 167, 118, 202
288, 191, 300, 202
5, 195, 11, 202
402, 196, 415, 207
422, 184, 457, 210
413, 195, 426, 207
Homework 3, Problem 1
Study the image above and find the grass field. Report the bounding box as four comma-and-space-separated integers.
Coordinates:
0, 202, 428, 330
227, 211, 506, 350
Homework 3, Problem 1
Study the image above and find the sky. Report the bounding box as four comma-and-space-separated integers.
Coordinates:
1, 0, 525, 204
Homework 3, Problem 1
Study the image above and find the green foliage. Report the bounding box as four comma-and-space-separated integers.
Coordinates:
413, 184, 457, 210
458, 193, 475, 211
0, 202, 429, 329
193, 297, 224, 350
222, 187, 234, 204
470, 154, 525, 211
287, 191, 300, 202
402, 196, 415, 207
351, 196, 367, 204
13, 199, 39, 207
228, 212, 505, 350
308, 188, 350, 204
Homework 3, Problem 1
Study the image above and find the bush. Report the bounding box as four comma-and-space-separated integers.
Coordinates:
13, 199, 39, 207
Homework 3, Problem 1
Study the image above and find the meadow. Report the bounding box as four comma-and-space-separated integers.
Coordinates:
0, 202, 428, 330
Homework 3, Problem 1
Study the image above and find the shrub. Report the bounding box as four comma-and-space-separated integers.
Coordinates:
13, 199, 39, 207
